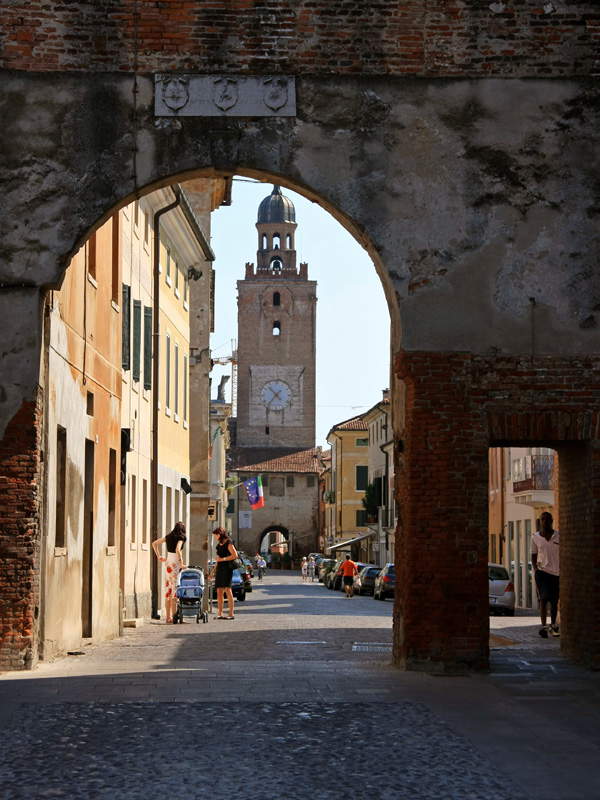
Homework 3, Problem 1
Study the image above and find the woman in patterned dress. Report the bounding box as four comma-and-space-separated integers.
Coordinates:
152, 522, 186, 623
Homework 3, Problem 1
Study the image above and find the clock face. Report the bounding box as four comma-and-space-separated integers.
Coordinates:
261, 380, 291, 411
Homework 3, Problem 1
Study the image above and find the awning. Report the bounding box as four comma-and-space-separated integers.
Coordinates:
326, 529, 375, 553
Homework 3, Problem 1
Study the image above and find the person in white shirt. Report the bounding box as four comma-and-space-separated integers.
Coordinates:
531, 511, 560, 638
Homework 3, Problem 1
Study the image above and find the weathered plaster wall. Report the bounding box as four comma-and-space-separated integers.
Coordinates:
2, 73, 599, 442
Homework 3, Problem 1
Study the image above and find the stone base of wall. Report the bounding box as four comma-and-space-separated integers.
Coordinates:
393, 351, 600, 673
124, 592, 152, 622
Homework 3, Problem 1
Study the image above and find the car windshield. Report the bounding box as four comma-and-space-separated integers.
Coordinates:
489, 566, 509, 581
368, 568, 381, 576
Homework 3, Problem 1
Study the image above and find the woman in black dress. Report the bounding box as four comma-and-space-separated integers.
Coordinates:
213, 528, 238, 620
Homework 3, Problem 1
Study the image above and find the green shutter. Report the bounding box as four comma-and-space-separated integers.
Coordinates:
132, 300, 141, 382
143, 306, 152, 390
121, 284, 131, 370
356, 465, 368, 491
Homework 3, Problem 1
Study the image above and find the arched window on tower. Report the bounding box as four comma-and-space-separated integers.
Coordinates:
261, 234, 268, 249
271, 258, 282, 275
273, 233, 281, 250
286, 234, 292, 249
273, 292, 281, 307
273, 321, 281, 336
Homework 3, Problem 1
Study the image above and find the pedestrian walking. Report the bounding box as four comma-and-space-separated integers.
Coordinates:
340, 555, 358, 598
532, 511, 560, 638
301, 556, 308, 582
256, 554, 267, 579
213, 527, 238, 620
307, 556, 316, 582
152, 522, 186, 624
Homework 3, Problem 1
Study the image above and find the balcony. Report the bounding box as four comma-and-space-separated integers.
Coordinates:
512, 455, 554, 507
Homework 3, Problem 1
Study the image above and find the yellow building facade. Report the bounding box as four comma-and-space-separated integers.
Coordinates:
42, 216, 123, 657
325, 414, 370, 560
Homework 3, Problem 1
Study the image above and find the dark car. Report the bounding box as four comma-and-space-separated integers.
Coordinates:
373, 563, 395, 600
237, 552, 254, 578
318, 559, 338, 584
209, 563, 247, 601
358, 565, 381, 595
238, 564, 253, 594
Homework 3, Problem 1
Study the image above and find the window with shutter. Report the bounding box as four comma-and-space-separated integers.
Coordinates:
143, 306, 152, 389
122, 285, 131, 370
132, 300, 141, 382
356, 465, 368, 491
286, 475, 294, 488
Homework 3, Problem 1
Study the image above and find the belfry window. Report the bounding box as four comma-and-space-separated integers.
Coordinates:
273, 292, 281, 307
286, 234, 292, 249
271, 258, 282, 275
273, 233, 281, 250
273, 321, 281, 336
262, 234, 268, 249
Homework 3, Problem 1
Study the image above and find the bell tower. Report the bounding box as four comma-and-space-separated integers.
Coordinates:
236, 185, 316, 450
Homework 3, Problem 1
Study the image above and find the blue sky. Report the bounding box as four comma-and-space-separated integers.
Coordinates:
209, 178, 390, 449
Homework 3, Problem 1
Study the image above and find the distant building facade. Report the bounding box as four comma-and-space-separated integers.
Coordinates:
325, 414, 370, 562
488, 446, 557, 609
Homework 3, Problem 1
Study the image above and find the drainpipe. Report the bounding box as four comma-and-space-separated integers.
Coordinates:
151, 188, 181, 618
380, 439, 393, 567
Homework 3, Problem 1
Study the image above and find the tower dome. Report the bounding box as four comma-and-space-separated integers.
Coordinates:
257, 185, 296, 224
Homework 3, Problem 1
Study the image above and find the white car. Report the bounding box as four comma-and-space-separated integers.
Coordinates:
488, 563, 515, 616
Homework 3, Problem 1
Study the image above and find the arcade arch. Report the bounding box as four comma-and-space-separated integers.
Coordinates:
1, 74, 599, 673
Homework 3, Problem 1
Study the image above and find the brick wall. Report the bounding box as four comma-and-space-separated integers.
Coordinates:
394, 351, 600, 671
0, 396, 42, 670
2, 1, 598, 76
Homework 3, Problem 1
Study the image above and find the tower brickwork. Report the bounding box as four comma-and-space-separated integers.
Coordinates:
236, 186, 316, 450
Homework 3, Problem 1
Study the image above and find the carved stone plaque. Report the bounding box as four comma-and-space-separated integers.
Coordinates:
155, 75, 296, 117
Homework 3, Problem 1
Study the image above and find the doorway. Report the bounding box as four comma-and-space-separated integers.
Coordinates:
81, 438, 95, 638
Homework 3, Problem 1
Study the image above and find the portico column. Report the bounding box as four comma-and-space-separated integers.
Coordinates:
393, 350, 489, 672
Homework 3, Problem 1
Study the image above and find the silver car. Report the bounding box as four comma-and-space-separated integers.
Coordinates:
488, 563, 515, 616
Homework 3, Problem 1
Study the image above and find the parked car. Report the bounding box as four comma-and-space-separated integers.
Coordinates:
208, 563, 247, 601
333, 561, 370, 591
325, 560, 344, 590
237, 552, 254, 578
357, 565, 381, 595
318, 559, 337, 583
489, 563, 515, 616
373, 563, 395, 600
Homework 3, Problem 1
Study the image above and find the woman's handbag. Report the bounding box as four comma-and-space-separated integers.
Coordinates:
230, 557, 243, 570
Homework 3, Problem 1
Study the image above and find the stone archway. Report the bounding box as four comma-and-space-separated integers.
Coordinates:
258, 525, 291, 568
2, 65, 599, 672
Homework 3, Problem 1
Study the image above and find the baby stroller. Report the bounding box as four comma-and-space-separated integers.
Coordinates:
173, 567, 208, 624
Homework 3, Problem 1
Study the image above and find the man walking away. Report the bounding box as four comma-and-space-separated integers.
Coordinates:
307, 556, 316, 582
532, 511, 560, 638
341, 555, 358, 598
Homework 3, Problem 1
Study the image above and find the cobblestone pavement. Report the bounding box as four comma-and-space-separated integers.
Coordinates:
1, 573, 600, 799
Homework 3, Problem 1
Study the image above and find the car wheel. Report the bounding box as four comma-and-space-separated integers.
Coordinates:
506, 609, 515, 617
